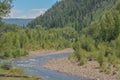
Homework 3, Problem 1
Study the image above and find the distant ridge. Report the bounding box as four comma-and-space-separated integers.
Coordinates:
3, 18, 33, 26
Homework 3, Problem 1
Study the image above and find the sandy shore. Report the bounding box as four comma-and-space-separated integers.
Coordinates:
43, 58, 119, 80
28, 48, 74, 56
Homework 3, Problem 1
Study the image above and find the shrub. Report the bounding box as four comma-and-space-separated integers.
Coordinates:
1, 61, 12, 70
12, 49, 21, 58
3, 52, 12, 58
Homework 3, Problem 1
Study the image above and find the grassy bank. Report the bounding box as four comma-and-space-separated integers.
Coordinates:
0, 68, 41, 80
0, 60, 41, 80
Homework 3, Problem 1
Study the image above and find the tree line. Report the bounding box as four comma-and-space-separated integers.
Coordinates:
0, 23, 77, 58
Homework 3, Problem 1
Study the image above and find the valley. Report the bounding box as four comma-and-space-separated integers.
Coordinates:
0, 0, 120, 80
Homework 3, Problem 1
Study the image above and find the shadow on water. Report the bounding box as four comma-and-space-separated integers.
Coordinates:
12, 53, 91, 80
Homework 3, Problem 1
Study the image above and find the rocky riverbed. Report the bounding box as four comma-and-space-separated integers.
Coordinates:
43, 57, 120, 80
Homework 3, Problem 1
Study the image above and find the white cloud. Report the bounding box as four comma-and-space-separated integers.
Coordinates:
29, 8, 47, 18
31, 8, 47, 13
8, 9, 22, 18
7, 8, 47, 19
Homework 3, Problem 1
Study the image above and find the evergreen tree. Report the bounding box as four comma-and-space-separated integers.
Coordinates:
0, 0, 12, 20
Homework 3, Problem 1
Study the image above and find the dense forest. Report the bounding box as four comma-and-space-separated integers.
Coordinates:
28, 0, 117, 32
0, 0, 120, 75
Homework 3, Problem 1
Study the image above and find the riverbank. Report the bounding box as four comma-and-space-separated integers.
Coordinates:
0, 68, 41, 80
43, 57, 120, 80
28, 48, 74, 56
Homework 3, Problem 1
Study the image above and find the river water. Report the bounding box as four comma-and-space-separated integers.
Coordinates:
12, 53, 90, 80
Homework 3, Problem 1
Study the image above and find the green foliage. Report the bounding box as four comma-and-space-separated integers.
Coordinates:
0, 23, 77, 58
73, 36, 96, 65
0, 0, 12, 19
99, 10, 120, 42
0, 64, 41, 80
73, 1, 120, 74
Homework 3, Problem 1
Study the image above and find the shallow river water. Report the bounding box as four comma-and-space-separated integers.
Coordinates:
12, 53, 90, 80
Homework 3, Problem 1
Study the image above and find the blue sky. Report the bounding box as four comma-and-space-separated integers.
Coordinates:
8, 0, 58, 18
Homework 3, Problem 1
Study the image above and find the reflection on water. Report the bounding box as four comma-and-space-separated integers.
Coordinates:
12, 53, 90, 80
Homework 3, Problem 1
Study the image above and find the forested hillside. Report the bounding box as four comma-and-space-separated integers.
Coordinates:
28, 0, 117, 32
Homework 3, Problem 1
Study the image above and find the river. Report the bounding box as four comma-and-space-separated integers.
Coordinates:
12, 53, 90, 80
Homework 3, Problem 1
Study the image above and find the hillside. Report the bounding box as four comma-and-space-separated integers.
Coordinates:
28, 0, 117, 32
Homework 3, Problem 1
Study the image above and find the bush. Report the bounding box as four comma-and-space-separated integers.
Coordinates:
74, 48, 88, 65
1, 61, 12, 70
12, 49, 21, 58
10, 68, 24, 75
3, 52, 12, 58
99, 62, 110, 74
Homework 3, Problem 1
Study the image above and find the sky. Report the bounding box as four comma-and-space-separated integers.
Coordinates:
8, 0, 58, 18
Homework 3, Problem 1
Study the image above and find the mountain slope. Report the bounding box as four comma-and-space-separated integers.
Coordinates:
28, 0, 117, 31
